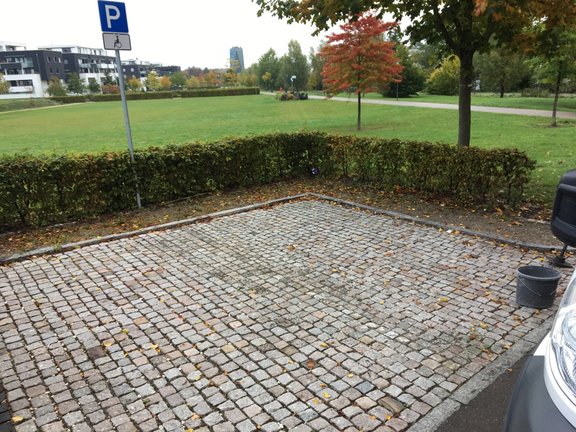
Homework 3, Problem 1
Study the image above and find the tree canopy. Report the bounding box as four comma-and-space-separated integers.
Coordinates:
253, 0, 574, 146
66, 72, 86, 94
46, 77, 66, 97
279, 40, 309, 91
257, 49, 281, 91
0, 73, 10, 94
320, 14, 402, 130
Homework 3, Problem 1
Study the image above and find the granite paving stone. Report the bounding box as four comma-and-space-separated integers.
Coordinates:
0, 199, 567, 431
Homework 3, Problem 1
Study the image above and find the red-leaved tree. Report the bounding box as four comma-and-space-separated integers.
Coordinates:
319, 14, 402, 130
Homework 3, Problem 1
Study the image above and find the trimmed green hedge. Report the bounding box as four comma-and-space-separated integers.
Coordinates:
88, 91, 176, 102
49, 95, 87, 104
179, 87, 260, 97
49, 87, 260, 104
0, 133, 535, 230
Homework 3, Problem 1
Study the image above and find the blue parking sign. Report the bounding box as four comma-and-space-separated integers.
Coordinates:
98, 1, 129, 33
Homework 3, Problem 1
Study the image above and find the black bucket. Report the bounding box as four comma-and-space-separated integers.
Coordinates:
516, 265, 562, 309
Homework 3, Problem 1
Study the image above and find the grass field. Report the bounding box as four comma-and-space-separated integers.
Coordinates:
1, 94, 574, 202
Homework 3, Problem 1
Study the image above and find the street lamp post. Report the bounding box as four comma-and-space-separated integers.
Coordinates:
291, 75, 296, 92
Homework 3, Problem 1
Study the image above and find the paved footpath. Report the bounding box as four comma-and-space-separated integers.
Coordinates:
0, 198, 569, 431
299, 93, 576, 119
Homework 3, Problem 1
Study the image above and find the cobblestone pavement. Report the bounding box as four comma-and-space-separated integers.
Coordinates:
0, 199, 565, 432
0, 384, 14, 432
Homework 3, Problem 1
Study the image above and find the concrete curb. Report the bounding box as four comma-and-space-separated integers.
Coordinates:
1, 193, 564, 265
307, 193, 563, 252
0, 194, 310, 265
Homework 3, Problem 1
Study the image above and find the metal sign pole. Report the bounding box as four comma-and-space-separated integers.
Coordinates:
115, 49, 141, 208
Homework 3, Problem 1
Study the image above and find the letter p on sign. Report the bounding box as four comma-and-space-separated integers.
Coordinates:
98, 0, 129, 33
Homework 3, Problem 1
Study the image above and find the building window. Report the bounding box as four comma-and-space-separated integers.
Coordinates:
10, 80, 33, 86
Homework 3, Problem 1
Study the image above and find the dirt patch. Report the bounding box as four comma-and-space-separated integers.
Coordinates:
0, 178, 567, 260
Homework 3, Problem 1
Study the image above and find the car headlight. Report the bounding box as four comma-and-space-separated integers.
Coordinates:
550, 272, 576, 403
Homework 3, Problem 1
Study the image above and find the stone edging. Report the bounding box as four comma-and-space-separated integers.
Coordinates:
1, 193, 564, 266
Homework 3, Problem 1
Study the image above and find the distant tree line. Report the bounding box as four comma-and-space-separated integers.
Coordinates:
251, 34, 576, 100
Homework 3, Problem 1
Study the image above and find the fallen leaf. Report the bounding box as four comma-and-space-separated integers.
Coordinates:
312, 398, 320, 405
322, 391, 331, 399
306, 359, 316, 369
438, 296, 449, 303
11, 416, 23, 424
347, 373, 354, 378
479, 322, 488, 330
319, 342, 328, 348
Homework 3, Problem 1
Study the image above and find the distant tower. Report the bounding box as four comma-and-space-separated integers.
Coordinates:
229, 47, 244, 73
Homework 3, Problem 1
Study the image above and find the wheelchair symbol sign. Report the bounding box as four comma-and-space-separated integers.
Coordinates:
102, 33, 131, 51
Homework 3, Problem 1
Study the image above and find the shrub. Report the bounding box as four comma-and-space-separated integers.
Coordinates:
521, 88, 550, 98
179, 87, 260, 98
66, 88, 260, 103
427, 57, 460, 95
0, 133, 535, 231
102, 84, 120, 94
49, 95, 88, 104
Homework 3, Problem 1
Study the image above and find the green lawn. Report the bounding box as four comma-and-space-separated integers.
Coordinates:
1, 94, 573, 202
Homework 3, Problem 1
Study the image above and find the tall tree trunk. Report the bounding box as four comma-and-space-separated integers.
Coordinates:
551, 66, 562, 128
357, 92, 362, 131
458, 52, 474, 147
500, 84, 505, 98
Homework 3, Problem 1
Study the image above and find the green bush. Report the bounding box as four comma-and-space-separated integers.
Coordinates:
88, 93, 121, 102
89, 91, 175, 102
76, 88, 260, 103
0, 133, 535, 231
179, 87, 260, 98
427, 57, 460, 95
127, 91, 174, 100
50, 95, 88, 104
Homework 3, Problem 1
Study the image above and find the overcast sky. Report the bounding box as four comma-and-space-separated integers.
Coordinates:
2, 0, 331, 70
